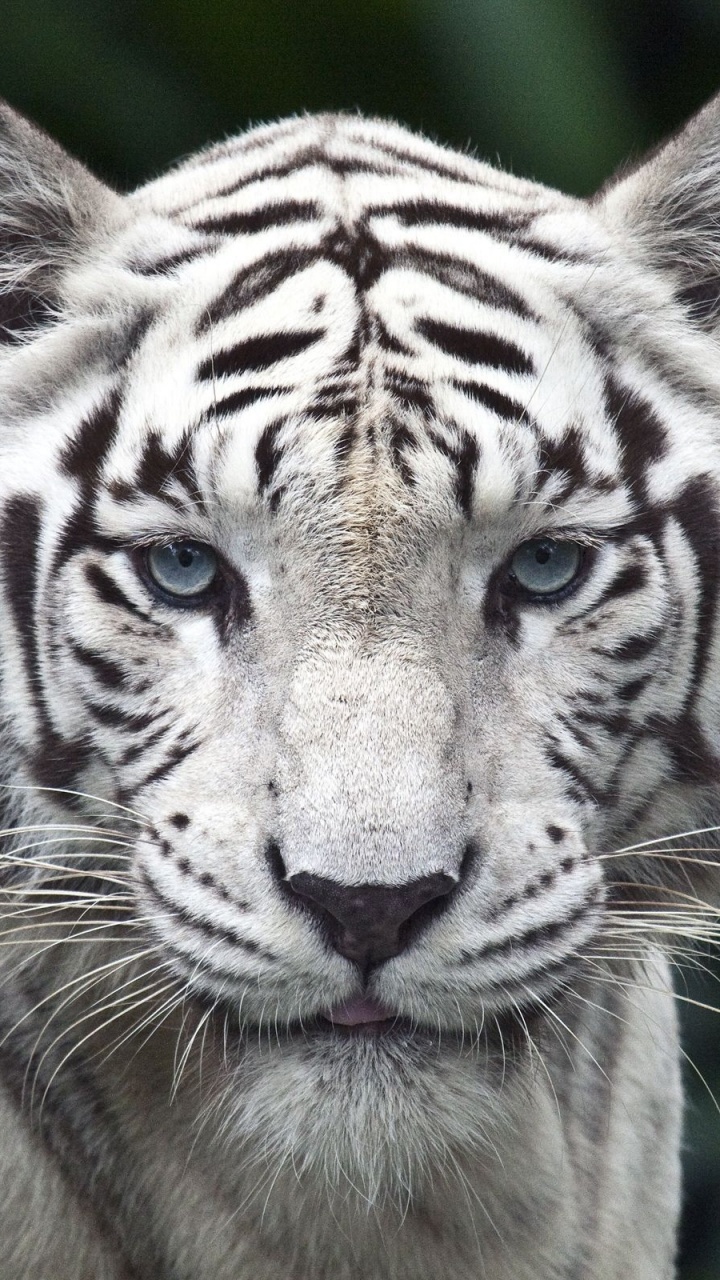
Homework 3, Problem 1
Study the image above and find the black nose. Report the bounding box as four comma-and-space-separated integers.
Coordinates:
285, 871, 456, 968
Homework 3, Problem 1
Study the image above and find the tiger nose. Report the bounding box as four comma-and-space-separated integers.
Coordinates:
286, 871, 457, 968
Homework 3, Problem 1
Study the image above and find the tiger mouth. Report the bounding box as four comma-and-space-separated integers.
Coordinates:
194, 991, 547, 1055
208, 1004, 437, 1044
294, 1014, 424, 1040
322, 994, 400, 1030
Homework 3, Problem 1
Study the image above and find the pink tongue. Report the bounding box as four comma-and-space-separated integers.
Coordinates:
327, 997, 394, 1026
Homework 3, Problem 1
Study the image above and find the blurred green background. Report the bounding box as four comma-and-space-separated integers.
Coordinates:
1, 0, 720, 1274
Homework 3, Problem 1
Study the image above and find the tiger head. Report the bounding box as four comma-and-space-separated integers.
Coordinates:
1, 98, 719, 1204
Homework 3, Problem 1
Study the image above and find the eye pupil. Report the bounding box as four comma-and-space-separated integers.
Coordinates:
178, 547, 194, 568
535, 546, 551, 565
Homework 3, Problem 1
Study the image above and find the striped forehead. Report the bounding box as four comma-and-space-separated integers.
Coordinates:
103, 140, 628, 525
73, 113, 695, 541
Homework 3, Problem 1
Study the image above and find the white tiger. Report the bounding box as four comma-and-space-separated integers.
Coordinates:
0, 91, 719, 1280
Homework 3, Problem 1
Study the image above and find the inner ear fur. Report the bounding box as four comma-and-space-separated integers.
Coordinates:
599, 92, 720, 327
0, 102, 118, 340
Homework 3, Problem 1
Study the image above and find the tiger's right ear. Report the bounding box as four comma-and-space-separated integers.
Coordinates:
0, 102, 119, 340
598, 91, 720, 328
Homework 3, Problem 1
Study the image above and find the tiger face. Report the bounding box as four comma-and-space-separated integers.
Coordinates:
0, 102, 719, 1214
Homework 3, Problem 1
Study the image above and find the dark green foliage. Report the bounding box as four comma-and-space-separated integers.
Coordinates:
2, 0, 720, 195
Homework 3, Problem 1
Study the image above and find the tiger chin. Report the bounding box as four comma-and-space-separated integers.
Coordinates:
1, 87, 720, 1280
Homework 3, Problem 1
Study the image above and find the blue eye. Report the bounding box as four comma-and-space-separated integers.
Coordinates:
509, 539, 583, 597
146, 541, 219, 600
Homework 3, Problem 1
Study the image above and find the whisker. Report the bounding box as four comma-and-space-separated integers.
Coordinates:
0, 858, 133, 890
578, 958, 720, 1118
581, 958, 720, 1018
0, 821, 135, 838
26, 955, 174, 1071
0, 947, 162, 1046
599, 849, 720, 867
34, 977, 181, 1118
511, 998, 564, 1125
98, 986, 187, 1069
608, 826, 720, 855
0, 783, 149, 825
171, 1003, 215, 1103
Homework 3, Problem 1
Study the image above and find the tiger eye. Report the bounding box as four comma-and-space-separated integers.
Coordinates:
509, 539, 583, 598
146, 541, 218, 600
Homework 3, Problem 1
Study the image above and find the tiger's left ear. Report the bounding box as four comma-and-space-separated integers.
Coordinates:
599, 91, 720, 326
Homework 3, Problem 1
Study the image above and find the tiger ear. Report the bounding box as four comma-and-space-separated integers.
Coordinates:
0, 101, 118, 340
599, 91, 720, 327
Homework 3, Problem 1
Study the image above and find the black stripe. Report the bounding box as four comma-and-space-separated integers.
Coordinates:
378, 240, 534, 317
374, 317, 411, 357
566, 559, 649, 626
649, 712, 719, 785
382, 198, 588, 263
459, 897, 596, 966
51, 503, 126, 576
556, 715, 595, 751
1, 496, 44, 712
69, 640, 127, 690
616, 674, 652, 702
0, 496, 90, 789
193, 200, 321, 237
545, 742, 599, 803
84, 562, 157, 625
87, 701, 160, 732
334, 421, 355, 462
120, 724, 171, 766
134, 739, 199, 792
201, 148, 447, 194
370, 141, 487, 183
198, 329, 322, 381
52, 386, 152, 576
534, 427, 590, 498
199, 247, 322, 329
669, 477, 720, 707
417, 318, 533, 376
141, 868, 271, 959
483, 574, 521, 645
573, 707, 631, 735
132, 430, 201, 508
312, 398, 360, 425
0, 289, 56, 342
428, 427, 479, 517
605, 376, 668, 503
255, 420, 285, 494
419, 253, 533, 318
59, 390, 121, 481
129, 246, 206, 276
453, 379, 528, 422
678, 274, 720, 329
383, 198, 527, 237
591, 562, 648, 608
385, 371, 434, 415
202, 386, 289, 419
594, 627, 663, 662
514, 235, 589, 265
184, 153, 397, 209
388, 418, 417, 488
